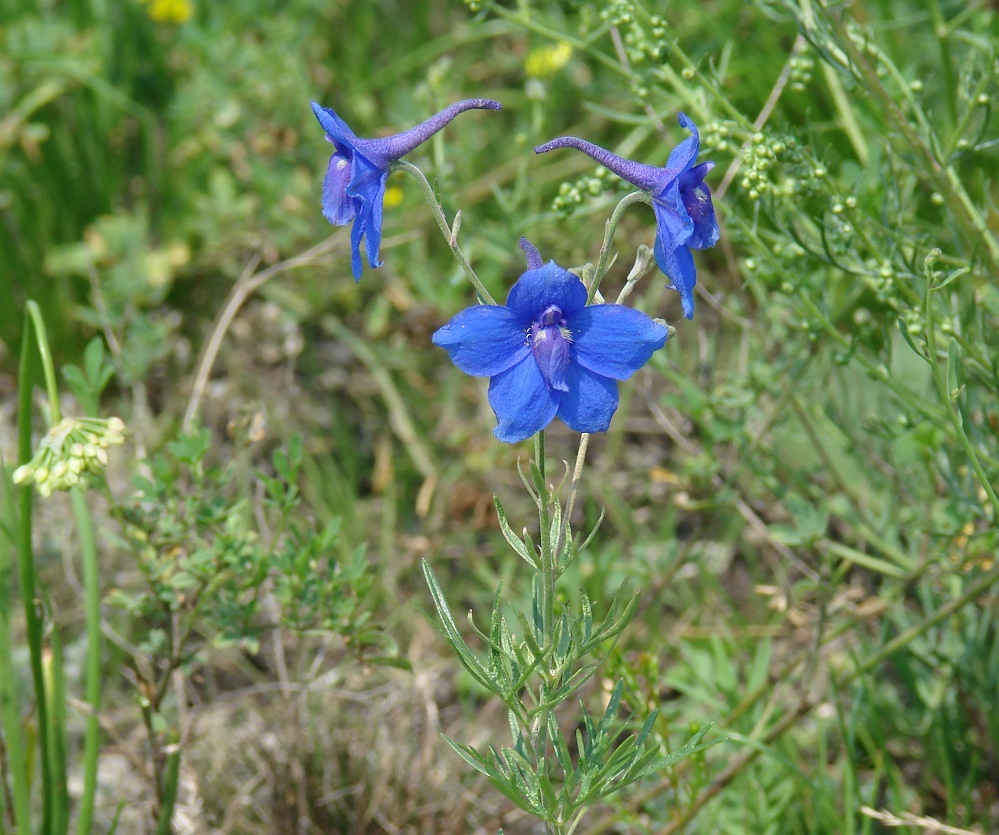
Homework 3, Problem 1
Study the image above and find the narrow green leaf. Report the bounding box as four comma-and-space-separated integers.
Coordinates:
633, 725, 721, 779
555, 612, 572, 660
494, 497, 537, 569
420, 561, 495, 688
441, 735, 494, 777
896, 318, 928, 361
946, 336, 962, 403
634, 709, 657, 750
487, 776, 544, 816
549, 713, 573, 775
601, 680, 624, 730
538, 774, 559, 816
580, 590, 593, 644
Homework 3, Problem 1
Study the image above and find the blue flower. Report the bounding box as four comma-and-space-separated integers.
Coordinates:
535, 113, 719, 319
433, 239, 669, 443
311, 98, 502, 280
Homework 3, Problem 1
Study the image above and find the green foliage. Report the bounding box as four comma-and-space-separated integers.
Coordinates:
114, 429, 383, 655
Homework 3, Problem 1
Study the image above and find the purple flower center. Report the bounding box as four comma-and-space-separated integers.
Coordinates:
530, 304, 572, 392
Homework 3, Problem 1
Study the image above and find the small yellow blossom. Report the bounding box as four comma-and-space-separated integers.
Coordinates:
525, 42, 573, 78
143, 0, 194, 24
383, 186, 404, 210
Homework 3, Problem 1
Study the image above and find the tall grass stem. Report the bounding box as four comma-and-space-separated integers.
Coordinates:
71, 487, 102, 835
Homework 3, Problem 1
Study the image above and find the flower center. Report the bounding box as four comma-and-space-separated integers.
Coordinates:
530, 305, 572, 392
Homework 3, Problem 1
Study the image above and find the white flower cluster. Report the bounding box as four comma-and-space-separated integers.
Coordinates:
12, 416, 126, 497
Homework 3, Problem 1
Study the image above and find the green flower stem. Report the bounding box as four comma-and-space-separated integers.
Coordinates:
71, 487, 102, 835
155, 734, 181, 835
392, 160, 497, 305
588, 191, 651, 305
25, 301, 62, 424
534, 431, 555, 647
0, 460, 30, 833
16, 304, 54, 835
43, 630, 70, 835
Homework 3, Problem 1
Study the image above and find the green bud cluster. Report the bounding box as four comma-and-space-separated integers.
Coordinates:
739, 133, 796, 201
789, 53, 814, 92
12, 416, 126, 497
736, 132, 832, 203
701, 121, 737, 154
594, 2, 671, 67
599, 0, 635, 27
552, 167, 610, 215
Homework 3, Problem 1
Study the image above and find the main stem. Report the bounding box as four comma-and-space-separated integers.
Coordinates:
17, 307, 53, 834
534, 431, 555, 646
71, 488, 102, 835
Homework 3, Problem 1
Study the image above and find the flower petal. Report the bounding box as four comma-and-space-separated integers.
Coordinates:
659, 113, 700, 182
569, 305, 668, 380
345, 154, 388, 277
311, 101, 358, 147
679, 164, 719, 250
433, 306, 531, 376
349, 213, 365, 280
531, 324, 572, 392
322, 153, 356, 226
506, 261, 588, 319
654, 236, 697, 320
652, 182, 694, 248
556, 364, 619, 434
488, 358, 560, 443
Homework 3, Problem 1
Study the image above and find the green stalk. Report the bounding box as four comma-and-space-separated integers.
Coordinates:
43, 631, 69, 834
534, 431, 555, 645
155, 735, 181, 835
0, 458, 30, 835
71, 488, 101, 835
16, 303, 54, 834
392, 160, 497, 305
25, 302, 62, 424
588, 191, 650, 305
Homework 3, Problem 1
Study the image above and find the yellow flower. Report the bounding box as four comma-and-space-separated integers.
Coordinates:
525, 42, 573, 78
383, 186, 405, 210
146, 0, 193, 24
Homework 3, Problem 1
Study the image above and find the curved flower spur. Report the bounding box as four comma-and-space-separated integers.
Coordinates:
311, 98, 502, 280
535, 113, 719, 319
433, 238, 669, 443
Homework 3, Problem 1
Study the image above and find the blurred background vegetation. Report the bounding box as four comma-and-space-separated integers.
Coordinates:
2, 0, 998, 832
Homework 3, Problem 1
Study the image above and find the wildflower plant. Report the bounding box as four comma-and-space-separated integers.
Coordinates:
312, 94, 718, 832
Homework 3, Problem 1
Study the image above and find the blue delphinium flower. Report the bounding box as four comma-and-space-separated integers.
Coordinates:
535, 113, 719, 319
433, 239, 669, 443
311, 98, 502, 280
